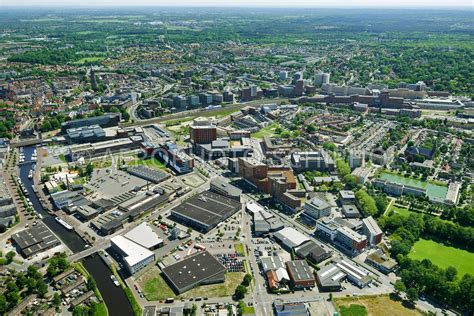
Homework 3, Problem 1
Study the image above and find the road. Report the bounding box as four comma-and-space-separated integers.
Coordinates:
68, 175, 210, 262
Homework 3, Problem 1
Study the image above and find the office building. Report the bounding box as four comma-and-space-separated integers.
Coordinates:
303, 196, 331, 221
315, 216, 339, 241
335, 226, 367, 255
156, 142, 194, 174
339, 191, 356, 205
365, 249, 398, 274
66, 125, 106, 144
189, 118, 217, 146
279, 71, 288, 81
315, 72, 330, 86
361, 216, 382, 246
341, 204, 360, 218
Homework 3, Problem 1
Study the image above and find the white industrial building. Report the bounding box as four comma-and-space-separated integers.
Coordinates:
124, 222, 164, 250
273, 227, 310, 250
110, 235, 155, 275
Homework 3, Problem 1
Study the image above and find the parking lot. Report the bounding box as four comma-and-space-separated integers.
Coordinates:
251, 237, 291, 263
85, 169, 147, 200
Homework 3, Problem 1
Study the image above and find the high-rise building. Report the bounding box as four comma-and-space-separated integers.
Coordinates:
279, 70, 288, 81
294, 79, 305, 97
293, 71, 303, 83
189, 118, 217, 146
315, 72, 330, 86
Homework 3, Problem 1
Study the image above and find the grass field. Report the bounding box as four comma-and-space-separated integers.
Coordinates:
409, 238, 474, 276
390, 205, 412, 217
334, 295, 421, 316
74, 56, 105, 64
180, 272, 244, 299
94, 302, 108, 316
339, 304, 367, 316
138, 267, 245, 300
251, 122, 280, 139
138, 267, 175, 301
235, 243, 245, 256
127, 156, 168, 171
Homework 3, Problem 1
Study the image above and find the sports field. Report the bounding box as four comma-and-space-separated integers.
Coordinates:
409, 238, 474, 277
334, 295, 421, 316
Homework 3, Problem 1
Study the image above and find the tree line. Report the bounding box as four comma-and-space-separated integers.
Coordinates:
378, 212, 474, 313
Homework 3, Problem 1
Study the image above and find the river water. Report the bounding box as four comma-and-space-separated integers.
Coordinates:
19, 145, 134, 315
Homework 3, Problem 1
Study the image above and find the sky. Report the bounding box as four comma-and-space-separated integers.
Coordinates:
2, 0, 473, 8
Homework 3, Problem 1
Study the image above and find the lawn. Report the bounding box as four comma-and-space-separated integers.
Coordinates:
138, 267, 244, 300
127, 156, 168, 171
251, 122, 280, 139
390, 205, 412, 217
94, 302, 108, 316
74, 56, 105, 64
334, 295, 421, 316
409, 238, 474, 277
179, 272, 245, 299
235, 243, 245, 256
138, 268, 175, 301
339, 304, 367, 316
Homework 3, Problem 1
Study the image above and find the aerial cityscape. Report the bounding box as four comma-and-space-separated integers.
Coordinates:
0, 3, 472, 316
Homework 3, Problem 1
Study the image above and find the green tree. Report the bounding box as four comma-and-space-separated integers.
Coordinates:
406, 287, 419, 305
343, 174, 358, 189
336, 159, 351, 177
242, 274, 252, 287
234, 285, 247, 299
355, 189, 378, 217
5, 251, 15, 264
394, 280, 406, 296
47, 253, 70, 277
52, 293, 61, 307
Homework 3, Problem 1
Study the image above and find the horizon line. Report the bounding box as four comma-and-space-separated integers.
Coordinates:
0, 4, 472, 9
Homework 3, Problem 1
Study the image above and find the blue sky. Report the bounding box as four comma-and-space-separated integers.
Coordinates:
4, 0, 473, 7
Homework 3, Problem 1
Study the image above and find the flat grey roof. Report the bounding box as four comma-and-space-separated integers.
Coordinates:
286, 260, 314, 282
162, 251, 226, 293
12, 223, 61, 257
171, 190, 241, 229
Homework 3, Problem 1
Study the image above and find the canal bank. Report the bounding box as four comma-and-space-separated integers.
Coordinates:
18, 145, 87, 252
83, 254, 134, 316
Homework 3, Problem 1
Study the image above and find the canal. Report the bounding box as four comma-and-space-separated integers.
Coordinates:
83, 255, 134, 316
20, 146, 134, 315
18, 145, 87, 252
